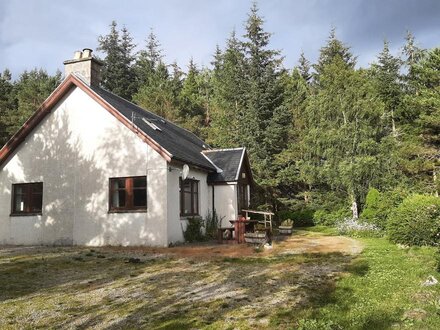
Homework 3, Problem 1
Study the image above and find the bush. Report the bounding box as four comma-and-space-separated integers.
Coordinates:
314, 208, 351, 226
361, 187, 407, 229
277, 209, 315, 227
183, 216, 204, 242
387, 194, 440, 246
205, 210, 223, 240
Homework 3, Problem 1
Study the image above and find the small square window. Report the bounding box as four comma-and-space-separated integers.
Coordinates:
11, 182, 43, 215
109, 176, 147, 212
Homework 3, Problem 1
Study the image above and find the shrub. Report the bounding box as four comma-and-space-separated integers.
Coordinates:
314, 208, 351, 226
387, 194, 440, 246
277, 209, 315, 227
361, 187, 408, 229
205, 210, 223, 240
183, 216, 205, 242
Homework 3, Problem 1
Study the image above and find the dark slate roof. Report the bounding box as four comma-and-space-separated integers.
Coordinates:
204, 148, 245, 183
91, 86, 216, 171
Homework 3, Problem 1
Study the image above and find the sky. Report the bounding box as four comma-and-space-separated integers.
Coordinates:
0, 0, 439, 79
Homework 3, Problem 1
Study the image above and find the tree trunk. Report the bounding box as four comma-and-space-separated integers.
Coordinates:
391, 108, 397, 137
350, 193, 359, 219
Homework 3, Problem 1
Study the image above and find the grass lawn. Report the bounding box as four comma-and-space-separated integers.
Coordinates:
0, 229, 439, 329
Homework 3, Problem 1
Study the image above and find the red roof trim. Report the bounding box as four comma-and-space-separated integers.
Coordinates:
0, 74, 172, 167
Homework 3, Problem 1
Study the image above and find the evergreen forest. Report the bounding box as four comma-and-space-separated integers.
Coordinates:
1, 4, 439, 228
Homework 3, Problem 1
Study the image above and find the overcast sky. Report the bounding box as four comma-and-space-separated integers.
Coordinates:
0, 0, 439, 79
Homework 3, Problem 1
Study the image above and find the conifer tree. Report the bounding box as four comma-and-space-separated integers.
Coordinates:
298, 51, 312, 83
208, 31, 245, 147
371, 40, 403, 136
0, 69, 16, 146
241, 4, 288, 179
133, 30, 180, 121
178, 59, 206, 135
98, 21, 137, 100
302, 34, 388, 218
410, 48, 440, 195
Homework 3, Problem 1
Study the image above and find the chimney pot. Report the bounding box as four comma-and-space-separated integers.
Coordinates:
73, 51, 82, 60
82, 48, 92, 58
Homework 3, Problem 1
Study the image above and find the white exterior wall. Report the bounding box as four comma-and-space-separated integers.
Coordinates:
211, 184, 238, 227
0, 86, 169, 246
166, 166, 209, 244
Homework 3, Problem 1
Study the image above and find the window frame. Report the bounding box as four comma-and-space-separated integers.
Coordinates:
10, 182, 43, 216
108, 176, 147, 213
179, 178, 199, 217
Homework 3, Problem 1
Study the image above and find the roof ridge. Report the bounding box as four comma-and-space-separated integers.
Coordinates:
203, 147, 245, 153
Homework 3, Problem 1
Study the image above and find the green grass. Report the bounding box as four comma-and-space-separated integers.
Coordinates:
0, 231, 439, 329
271, 234, 440, 329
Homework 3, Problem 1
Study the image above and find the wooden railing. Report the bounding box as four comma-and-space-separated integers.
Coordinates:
242, 209, 274, 231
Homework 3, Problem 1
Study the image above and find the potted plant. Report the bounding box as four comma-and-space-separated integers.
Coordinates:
278, 219, 293, 235
244, 224, 268, 244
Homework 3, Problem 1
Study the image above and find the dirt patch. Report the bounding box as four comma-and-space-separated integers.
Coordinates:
273, 232, 363, 256
100, 231, 362, 260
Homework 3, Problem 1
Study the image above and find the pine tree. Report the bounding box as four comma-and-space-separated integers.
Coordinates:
371, 40, 403, 136
298, 51, 312, 83
135, 29, 164, 86
208, 30, 246, 147
410, 48, 440, 195
313, 28, 356, 84
1, 69, 61, 143
133, 30, 180, 121
242, 3, 287, 171
0, 69, 16, 146
301, 34, 391, 218
98, 21, 137, 100
178, 59, 206, 135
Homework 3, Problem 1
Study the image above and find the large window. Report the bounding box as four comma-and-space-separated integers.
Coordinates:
109, 176, 147, 212
180, 178, 199, 216
11, 182, 43, 215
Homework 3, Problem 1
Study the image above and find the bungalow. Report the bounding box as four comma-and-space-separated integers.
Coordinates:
0, 49, 252, 247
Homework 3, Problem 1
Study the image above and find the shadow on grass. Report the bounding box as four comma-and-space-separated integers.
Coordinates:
0, 247, 148, 302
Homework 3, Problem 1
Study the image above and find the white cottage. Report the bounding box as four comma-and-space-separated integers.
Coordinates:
0, 49, 252, 247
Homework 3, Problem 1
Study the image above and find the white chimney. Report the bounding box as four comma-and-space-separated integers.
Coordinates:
63, 48, 103, 86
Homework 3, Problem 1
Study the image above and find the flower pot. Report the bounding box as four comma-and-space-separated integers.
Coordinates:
278, 225, 293, 235
244, 232, 267, 244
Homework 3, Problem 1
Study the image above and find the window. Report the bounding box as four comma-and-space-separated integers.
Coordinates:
238, 183, 249, 212
109, 176, 147, 212
11, 182, 43, 215
180, 178, 199, 216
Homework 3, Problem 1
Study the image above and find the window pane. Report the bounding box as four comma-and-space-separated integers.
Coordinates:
31, 194, 43, 212
193, 193, 198, 215
112, 190, 126, 207
15, 186, 23, 195
133, 189, 147, 207
193, 181, 198, 193
183, 192, 191, 214
14, 193, 26, 212
133, 177, 146, 188
112, 179, 125, 189
183, 181, 191, 193
32, 183, 43, 194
